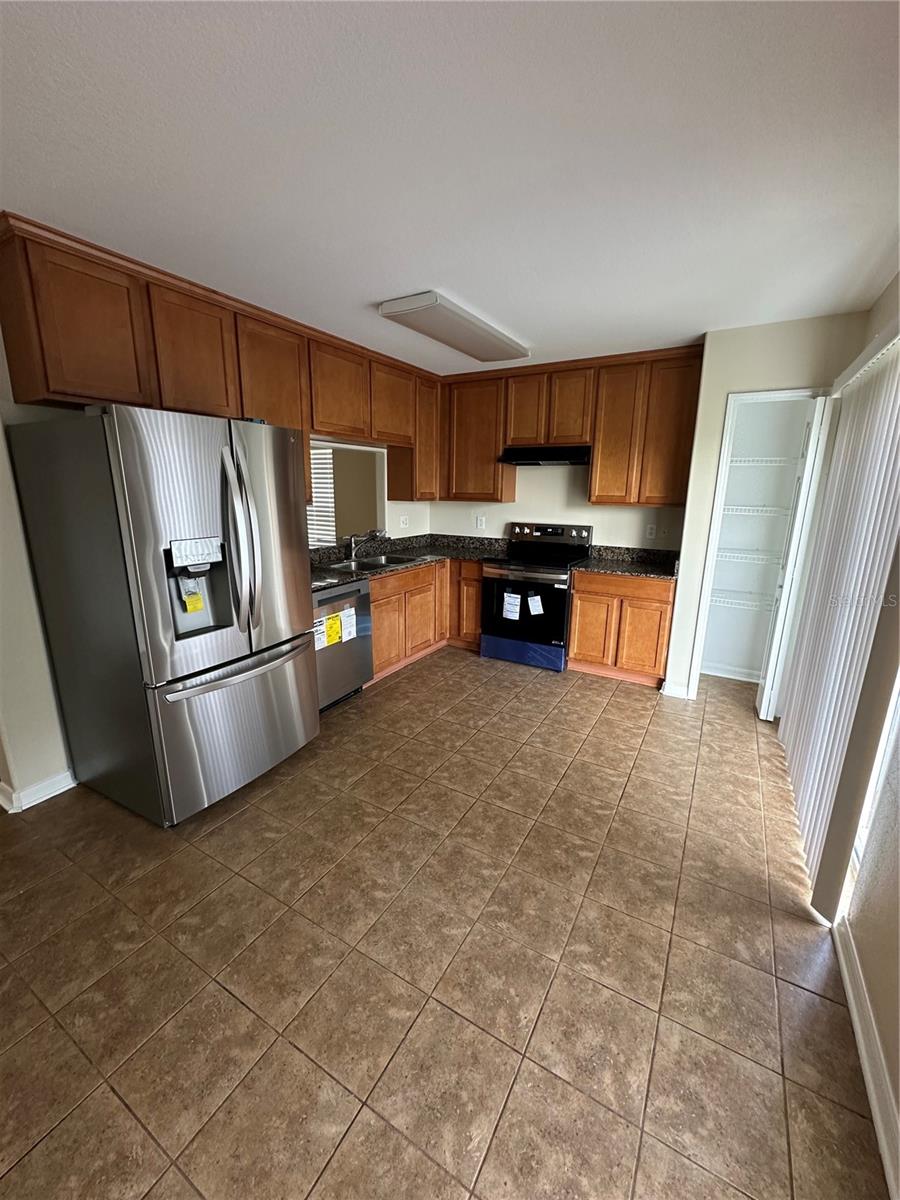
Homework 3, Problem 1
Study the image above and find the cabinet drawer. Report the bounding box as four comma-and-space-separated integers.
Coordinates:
369, 564, 436, 602
571, 570, 675, 604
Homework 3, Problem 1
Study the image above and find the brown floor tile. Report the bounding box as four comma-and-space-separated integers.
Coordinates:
344, 816, 441, 889
164, 875, 285, 974
195, 806, 289, 871
675, 876, 774, 973
619, 774, 692, 825
0, 839, 67, 905
430, 751, 503, 797
606, 808, 686, 869
632, 748, 695, 791
778, 980, 869, 1115
529, 965, 656, 1122
0, 1018, 98, 1175
309, 1107, 467, 1199
452, 729, 515, 769
15, 898, 152, 1012
240, 829, 343, 904
538, 786, 614, 843
690, 795, 766, 852
294, 856, 399, 942
217, 909, 348, 1030
693, 768, 761, 809
641, 726, 701, 759
145, 1167, 203, 1200
358, 890, 471, 990
634, 1135, 748, 1199
435, 924, 553, 1049
396, 779, 474, 833
347, 763, 421, 811
285, 951, 425, 1097
512, 821, 600, 894
403, 836, 506, 919
176, 792, 250, 843
786, 1081, 889, 1200
586, 847, 678, 930
480, 768, 555, 818
589, 716, 646, 751
75, 819, 184, 893
253, 773, 338, 825
442, 698, 496, 731
304, 746, 381, 788
119, 846, 231, 930
178, 1038, 358, 1200
772, 909, 845, 1002
662, 936, 780, 1070
479, 711, 543, 742
646, 1018, 790, 1200
0, 812, 36, 850
560, 757, 628, 804
57, 936, 206, 1075
480, 868, 580, 960
111, 981, 274, 1154
477, 1058, 640, 1200
539, 705, 597, 735
345, 725, 408, 762
452, 800, 532, 861
416, 718, 477, 752
564, 899, 669, 1009
369, 1000, 518, 1187
0, 864, 107, 960
386, 738, 454, 778
506, 742, 571, 786
526, 722, 586, 758
0, 1084, 167, 1200
0, 966, 48, 1054
682, 830, 769, 903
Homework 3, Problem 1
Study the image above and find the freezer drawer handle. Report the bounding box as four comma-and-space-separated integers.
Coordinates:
222, 446, 251, 632
164, 635, 313, 703
233, 437, 263, 629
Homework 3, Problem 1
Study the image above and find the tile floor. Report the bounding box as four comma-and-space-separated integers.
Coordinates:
0, 651, 889, 1199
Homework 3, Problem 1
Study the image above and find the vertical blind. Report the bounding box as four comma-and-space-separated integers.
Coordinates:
306, 446, 337, 547
779, 339, 900, 892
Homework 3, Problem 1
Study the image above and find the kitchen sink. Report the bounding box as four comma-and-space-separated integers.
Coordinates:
357, 554, 421, 566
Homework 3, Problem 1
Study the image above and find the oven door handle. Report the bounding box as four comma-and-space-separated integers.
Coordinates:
483, 566, 570, 585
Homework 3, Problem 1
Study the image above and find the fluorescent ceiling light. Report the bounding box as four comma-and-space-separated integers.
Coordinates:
379, 290, 529, 362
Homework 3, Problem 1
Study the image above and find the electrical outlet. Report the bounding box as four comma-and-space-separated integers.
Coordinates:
399, 514, 409, 529
659, 526, 669, 539
475, 514, 486, 531
646, 523, 656, 539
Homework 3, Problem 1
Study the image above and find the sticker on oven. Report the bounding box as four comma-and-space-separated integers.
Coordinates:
527, 594, 543, 616
340, 607, 357, 642
313, 617, 327, 651
502, 593, 521, 620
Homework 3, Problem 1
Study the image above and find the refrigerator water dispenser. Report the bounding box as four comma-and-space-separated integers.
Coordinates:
166, 537, 231, 637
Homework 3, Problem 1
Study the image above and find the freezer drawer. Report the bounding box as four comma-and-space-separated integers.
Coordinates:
147, 635, 319, 825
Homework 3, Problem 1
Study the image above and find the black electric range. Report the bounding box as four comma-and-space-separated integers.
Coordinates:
480, 523, 592, 671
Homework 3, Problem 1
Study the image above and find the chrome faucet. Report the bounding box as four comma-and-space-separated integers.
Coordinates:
343, 529, 387, 560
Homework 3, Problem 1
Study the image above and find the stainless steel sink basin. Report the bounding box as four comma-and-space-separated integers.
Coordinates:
357, 554, 421, 566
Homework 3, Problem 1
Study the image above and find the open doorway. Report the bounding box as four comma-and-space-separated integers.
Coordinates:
690, 389, 829, 716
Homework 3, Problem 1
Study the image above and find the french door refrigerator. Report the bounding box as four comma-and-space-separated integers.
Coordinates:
10, 406, 319, 826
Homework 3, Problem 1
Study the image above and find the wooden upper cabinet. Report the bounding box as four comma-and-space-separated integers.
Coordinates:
547, 368, 594, 444
371, 361, 415, 445
616, 597, 672, 675
309, 340, 370, 439
637, 358, 701, 506
237, 315, 309, 430
590, 362, 648, 504
505, 374, 548, 445
448, 378, 516, 501
414, 378, 439, 500
25, 242, 158, 406
150, 285, 240, 417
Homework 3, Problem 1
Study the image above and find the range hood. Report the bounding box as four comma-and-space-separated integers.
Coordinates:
498, 445, 591, 466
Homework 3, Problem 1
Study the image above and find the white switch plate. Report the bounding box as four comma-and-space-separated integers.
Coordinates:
646, 523, 656, 539
399, 514, 409, 529
475, 514, 486, 530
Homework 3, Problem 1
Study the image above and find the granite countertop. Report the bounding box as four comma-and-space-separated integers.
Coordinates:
571, 556, 678, 581
311, 555, 449, 593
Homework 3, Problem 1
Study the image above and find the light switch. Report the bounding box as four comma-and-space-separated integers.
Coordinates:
399, 515, 409, 529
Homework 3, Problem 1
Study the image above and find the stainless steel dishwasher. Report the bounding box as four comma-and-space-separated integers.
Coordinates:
312, 579, 374, 709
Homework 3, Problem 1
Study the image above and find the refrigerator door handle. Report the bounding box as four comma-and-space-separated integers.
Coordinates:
163, 634, 314, 703
234, 437, 263, 629
222, 445, 250, 632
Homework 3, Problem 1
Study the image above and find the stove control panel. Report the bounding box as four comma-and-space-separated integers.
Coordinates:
508, 523, 592, 545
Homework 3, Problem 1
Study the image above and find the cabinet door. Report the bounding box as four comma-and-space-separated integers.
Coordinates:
26, 242, 158, 406
449, 379, 514, 501
435, 559, 450, 641
505, 374, 548, 445
637, 358, 701, 506
568, 592, 619, 665
405, 580, 437, 656
548, 368, 594, 444
415, 378, 440, 500
371, 361, 415, 445
459, 578, 482, 644
590, 363, 648, 504
150, 285, 240, 417
616, 598, 671, 676
371, 593, 405, 673
237, 316, 309, 429
309, 340, 371, 439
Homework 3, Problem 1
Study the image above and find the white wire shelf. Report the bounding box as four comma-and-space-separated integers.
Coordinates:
716, 548, 784, 565
729, 456, 799, 467
722, 505, 790, 517
710, 588, 776, 612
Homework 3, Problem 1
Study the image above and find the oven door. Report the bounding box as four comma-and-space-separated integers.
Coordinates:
481, 565, 571, 647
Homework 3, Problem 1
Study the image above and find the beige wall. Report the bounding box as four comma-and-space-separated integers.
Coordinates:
865, 271, 899, 342
332, 446, 383, 540
666, 311, 869, 695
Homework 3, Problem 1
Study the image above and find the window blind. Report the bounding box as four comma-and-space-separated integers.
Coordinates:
306, 446, 336, 547
779, 340, 900, 895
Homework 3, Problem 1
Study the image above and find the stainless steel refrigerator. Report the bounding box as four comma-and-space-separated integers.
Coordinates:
10, 406, 320, 826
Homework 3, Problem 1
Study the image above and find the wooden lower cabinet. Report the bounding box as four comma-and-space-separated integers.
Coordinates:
435, 559, 450, 641
371, 593, 405, 674
449, 560, 482, 647
567, 571, 675, 685
369, 561, 455, 677
405, 580, 436, 656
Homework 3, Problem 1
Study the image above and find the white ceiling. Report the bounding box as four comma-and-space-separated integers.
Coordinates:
1, 2, 896, 373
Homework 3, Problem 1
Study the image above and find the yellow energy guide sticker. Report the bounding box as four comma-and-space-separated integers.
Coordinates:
184, 593, 204, 613
325, 614, 342, 645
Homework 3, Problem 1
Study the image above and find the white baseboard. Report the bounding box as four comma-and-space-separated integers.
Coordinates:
701, 663, 762, 683
661, 680, 692, 699
833, 917, 899, 1200
0, 770, 76, 814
